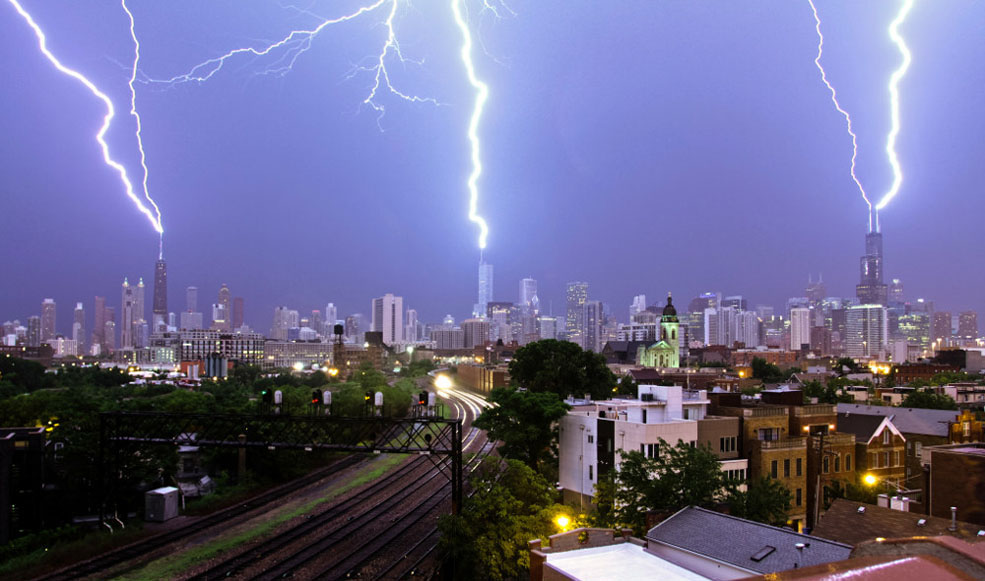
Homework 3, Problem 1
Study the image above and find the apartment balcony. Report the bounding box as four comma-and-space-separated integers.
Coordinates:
757, 437, 807, 451
791, 404, 837, 417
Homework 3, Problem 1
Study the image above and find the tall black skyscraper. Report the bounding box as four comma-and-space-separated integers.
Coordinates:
152, 259, 168, 332
856, 231, 888, 305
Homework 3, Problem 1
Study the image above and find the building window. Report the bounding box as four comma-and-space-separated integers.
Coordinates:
771, 460, 778, 478
915, 442, 922, 458
589, 465, 593, 480
758, 428, 779, 441
784, 459, 790, 478
644, 443, 659, 458
823, 456, 829, 474
883, 430, 890, 445
883, 452, 890, 467
796, 458, 802, 477
719, 436, 736, 453
587, 435, 594, 444
964, 422, 972, 438
846, 454, 852, 472
796, 488, 802, 507
834, 454, 840, 473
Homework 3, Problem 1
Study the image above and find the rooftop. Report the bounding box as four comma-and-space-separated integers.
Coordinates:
813, 499, 984, 546
544, 542, 706, 580
837, 403, 959, 437
646, 506, 852, 575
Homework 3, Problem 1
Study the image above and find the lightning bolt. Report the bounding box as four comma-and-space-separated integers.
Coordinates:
875, 0, 915, 222
451, 0, 490, 250
121, 0, 164, 257
808, 0, 872, 232
6, 0, 164, 235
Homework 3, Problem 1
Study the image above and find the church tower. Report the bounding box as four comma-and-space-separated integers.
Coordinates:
659, 292, 680, 368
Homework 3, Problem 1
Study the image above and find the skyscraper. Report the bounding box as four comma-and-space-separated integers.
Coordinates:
93, 296, 106, 351
371, 293, 404, 345
325, 303, 338, 328
135, 278, 146, 327
26, 316, 41, 347
856, 231, 888, 305
932, 311, 952, 343
216, 285, 232, 331
103, 307, 116, 353
846, 304, 889, 359
583, 300, 603, 353
233, 297, 244, 330
73, 302, 86, 352
629, 294, 647, 318
565, 282, 589, 348
405, 308, 418, 342
958, 311, 979, 344
790, 307, 812, 351
519, 278, 538, 314
476, 261, 494, 318
121, 279, 136, 350
152, 259, 168, 332
186, 286, 198, 312
40, 298, 56, 342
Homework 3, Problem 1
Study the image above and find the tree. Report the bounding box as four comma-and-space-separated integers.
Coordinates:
900, 389, 957, 410
437, 458, 566, 581
727, 476, 792, 526
614, 374, 638, 397
835, 357, 860, 376
507, 339, 617, 400
802, 380, 853, 404
473, 387, 570, 471
614, 440, 730, 534
751, 357, 786, 383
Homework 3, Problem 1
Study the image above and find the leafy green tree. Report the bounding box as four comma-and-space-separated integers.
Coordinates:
614, 374, 638, 397
835, 357, 860, 376
438, 459, 566, 581
473, 387, 570, 471
399, 359, 436, 378
801, 380, 853, 404
727, 476, 792, 526
900, 389, 958, 410
751, 357, 786, 383
614, 440, 730, 534
507, 339, 617, 399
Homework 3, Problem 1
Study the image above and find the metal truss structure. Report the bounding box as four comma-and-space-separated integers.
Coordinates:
98, 411, 463, 516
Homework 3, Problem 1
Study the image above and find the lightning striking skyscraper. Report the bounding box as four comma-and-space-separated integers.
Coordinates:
875, 0, 914, 217
6, 0, 164, 236
808, 0, 872, 231
452, 0, 490, 251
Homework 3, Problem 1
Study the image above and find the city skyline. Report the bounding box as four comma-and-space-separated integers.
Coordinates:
2, 2, 984, 329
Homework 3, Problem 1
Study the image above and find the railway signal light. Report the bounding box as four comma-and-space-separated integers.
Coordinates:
418, 392, 427, 406
261, 389, 272, 404
311, 389, 322, 405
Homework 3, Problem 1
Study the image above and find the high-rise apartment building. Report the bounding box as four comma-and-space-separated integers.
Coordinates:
180, 311, 204, 331
103, 307, 116, 353
325, 303, 338, 327
565, 282, 589, 348
73, 302, 86, 352
40, 298, 56, 342
152, 259, 168, 332
538, 316, 558, 340
583, 300, 603, 353
26, 316, 40, 347
856, 232, 888, 305
135, 278, 146, 327
931, 311, 952, 344
805, 275, 826, 307
121, 279, 136, 350
93, 296, 106, 350
461, 318, 490, 349
688, 292, 721, 346
371, 293, 404, 345
845, 304, 888, 359
486, 301, 512, 343
889, 278, 905, 304
629, 294, 647, 319
790, 307, 812, 351
958, 311, 978, 344
476, 261, 494, 318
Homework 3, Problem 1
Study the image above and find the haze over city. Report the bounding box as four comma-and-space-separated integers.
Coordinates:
2, 0, 984, 327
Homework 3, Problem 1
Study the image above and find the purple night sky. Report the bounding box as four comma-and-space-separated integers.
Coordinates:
1, 1, 983, 332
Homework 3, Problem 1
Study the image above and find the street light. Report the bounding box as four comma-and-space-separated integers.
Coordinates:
555, 515, 570, 531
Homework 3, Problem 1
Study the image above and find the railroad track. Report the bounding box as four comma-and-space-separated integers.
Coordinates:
243, 386, 493, 580
30, 454, 366, 581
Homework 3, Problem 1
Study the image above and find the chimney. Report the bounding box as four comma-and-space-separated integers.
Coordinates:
950, 506, 958, 531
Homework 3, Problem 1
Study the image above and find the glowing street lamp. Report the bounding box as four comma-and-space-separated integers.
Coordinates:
555, 515, 570, 531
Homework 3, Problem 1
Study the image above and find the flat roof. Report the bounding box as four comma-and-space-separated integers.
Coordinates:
545, 542, 708, 580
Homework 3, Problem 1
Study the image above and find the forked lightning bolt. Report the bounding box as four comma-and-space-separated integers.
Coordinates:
875, 0, 914, 218
808, 0, 872, 232
6, 0, 164, 235
150, 0, 491, 250
452, 0, 489, 250
122, 0, 164, 256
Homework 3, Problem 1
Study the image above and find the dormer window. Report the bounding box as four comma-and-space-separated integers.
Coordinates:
883, 429, 890, 445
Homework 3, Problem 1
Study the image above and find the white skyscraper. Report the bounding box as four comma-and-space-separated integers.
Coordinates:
519, 278, 538, 313
73, 302, 86, 352
476, 261, 494, 318
630, 295, 647, 318
846, 304, 889, 359
790, 307, 812, 351
325, 302, 338, 327
405, 308, 418, 343
372, 293, 404, 345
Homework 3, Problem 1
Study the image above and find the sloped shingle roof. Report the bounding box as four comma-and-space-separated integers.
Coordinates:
646, 506, 852, 575
837, 403, 958, 438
